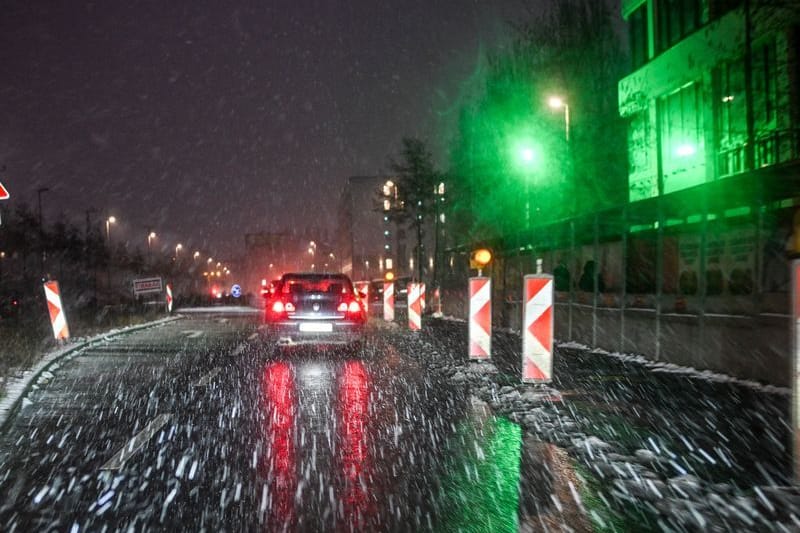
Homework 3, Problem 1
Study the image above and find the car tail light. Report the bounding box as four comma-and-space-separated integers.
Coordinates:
285, 302, 295, 313
338, 298, 365, 322
272, 301, 285, 314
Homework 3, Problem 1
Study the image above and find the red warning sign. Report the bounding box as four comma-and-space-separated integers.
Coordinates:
0, 182, 9, 200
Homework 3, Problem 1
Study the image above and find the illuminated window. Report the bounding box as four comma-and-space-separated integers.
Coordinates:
655, 0, 701, 53
629, 4, 648, 70
658, 82, 705, 193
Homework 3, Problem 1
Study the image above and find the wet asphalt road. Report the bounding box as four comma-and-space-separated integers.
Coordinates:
0, 310, 520, 532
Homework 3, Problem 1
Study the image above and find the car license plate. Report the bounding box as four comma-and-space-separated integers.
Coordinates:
299, 322, 333, 333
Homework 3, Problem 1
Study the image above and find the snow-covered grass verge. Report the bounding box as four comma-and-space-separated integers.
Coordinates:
556, 341, 791, 397
0, 315, 183, 429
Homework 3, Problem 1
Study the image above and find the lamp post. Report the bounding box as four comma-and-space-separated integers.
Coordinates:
105, 216, 116, 242
106, 216, 117, 296
517, 145, 538, 231
147, 231, 157, 265
37, 187, 50, 278
548, 96, 570, 142
175, 243, 183, 257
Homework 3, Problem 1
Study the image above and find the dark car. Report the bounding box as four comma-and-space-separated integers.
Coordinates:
264, 272, 366, 351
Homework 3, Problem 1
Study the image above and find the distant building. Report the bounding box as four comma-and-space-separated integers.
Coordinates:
338, 176, 396, 281
338, 176, 444, 284
242, 232, 294, 292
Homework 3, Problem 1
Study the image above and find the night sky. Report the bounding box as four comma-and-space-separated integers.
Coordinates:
0, 0, 534, 257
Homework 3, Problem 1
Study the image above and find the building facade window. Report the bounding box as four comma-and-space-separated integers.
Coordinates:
629, 4, 649, 70
659, 82, 706, 193
655, 0, 703, 53
717, 57, 746, 148
752, 40, 778, 131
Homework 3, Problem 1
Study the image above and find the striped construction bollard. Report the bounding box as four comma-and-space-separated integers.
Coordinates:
522, 274, 554, 383
420, 283, 426, 313
166, 283, 174, 313
432, 287, 443, 317
383, 281, 394, 322
469, 277, 491, 359
793, 259, 800, 482
408, 282, 422, 331
354, 281, 369, 302
43, 280, 70, 341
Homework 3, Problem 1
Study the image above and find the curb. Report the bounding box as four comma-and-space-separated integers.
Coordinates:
0, 315, 184, 431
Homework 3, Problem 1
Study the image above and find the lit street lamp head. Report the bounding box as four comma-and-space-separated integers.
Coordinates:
548, 96, 565, 109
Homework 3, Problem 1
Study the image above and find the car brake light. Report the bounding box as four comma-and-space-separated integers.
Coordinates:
337, 302, 348, 312
272, 301, 285, 313
348, 301, 361, 313
285, 302, 295, 312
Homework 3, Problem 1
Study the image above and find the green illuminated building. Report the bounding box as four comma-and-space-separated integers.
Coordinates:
620, 0, 799, 202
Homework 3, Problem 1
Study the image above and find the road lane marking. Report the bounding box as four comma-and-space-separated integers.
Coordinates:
100, 414, 173, 471
182, 330, 204, 339
193, 368, 221, 387
231, 343, 246, 356
248, 332, 259, 340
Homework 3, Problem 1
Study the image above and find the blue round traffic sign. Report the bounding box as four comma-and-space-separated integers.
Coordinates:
231, 284, 242, 298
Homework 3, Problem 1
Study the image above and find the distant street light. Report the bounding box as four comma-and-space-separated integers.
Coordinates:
193, 251, 200, 260
106, 216, 116, 242
147, 231, 157, 263
548, 96, 570, 142
207, 257, 214, 264
175, 243, 183, 256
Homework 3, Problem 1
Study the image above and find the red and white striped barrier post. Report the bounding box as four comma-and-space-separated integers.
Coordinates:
354, 281, 369, 304
469, 277, 491, 359
420, 283, 426, 313
408, 282, 421, 331
793, 259, 800, 481
432, 287, 443, 317
166, 283, 173, 313
522, 274, 554, 383
383, 281, 394, 322
43, 280, 70, 341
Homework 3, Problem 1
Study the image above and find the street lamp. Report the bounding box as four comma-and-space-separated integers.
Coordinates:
175, 243, 183, 256
547, 96, 570, 142
193, 251, 200, 260
106, 216, 116, 242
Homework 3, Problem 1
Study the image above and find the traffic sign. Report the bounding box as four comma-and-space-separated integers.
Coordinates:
133, 277, 163, 296
0, 182, 9, 200
231, 284, 242, 298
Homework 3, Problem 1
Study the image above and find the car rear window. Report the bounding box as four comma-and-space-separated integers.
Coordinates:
280, 275, 354, 295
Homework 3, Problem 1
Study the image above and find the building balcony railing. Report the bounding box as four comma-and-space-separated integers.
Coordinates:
717, 129, 800, 178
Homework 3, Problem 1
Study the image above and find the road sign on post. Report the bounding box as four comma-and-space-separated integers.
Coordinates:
231, 284, 242, 298
383, 282, 394, 322
522, 274, 554, 383
408, 283, 421, 331
469, 277, 491, 359
133, 277, 163, 296
166, 284, 174, 313
793, 259, 800, 482
43, 280, 70, 341
0, 182, 9, 200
